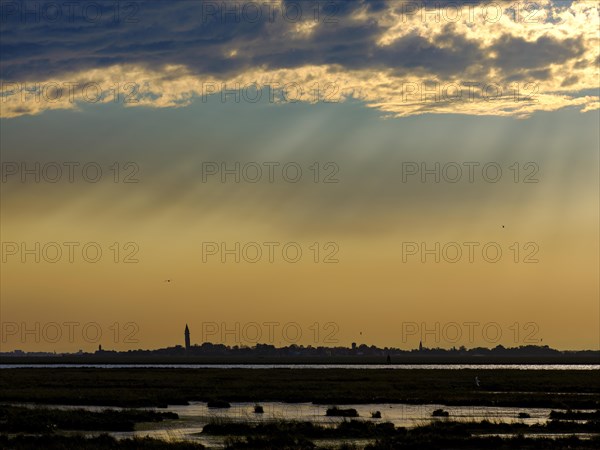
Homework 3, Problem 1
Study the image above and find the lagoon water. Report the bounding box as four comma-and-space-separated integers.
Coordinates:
4, 365, 597, 446
10, 401, 571, 448
41, 401, 558, 426
2, 364, 599, 370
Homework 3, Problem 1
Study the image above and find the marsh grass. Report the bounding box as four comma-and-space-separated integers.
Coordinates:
2, 368, 598, 409
0, 405, 178, 433
0, 434, 205, 449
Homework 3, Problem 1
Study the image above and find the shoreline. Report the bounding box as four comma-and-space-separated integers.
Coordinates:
2, 354, 599, 365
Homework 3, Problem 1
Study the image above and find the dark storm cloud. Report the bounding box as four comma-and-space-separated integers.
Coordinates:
378, 25, 490, 77
0, 0, 384, 79
0, 0, 591, 84
491, 34, 586, 72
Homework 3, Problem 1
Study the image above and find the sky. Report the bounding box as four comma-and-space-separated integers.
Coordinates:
0, 0, 598, 352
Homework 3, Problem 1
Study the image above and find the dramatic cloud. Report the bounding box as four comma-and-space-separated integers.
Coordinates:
1, 0, 598, 118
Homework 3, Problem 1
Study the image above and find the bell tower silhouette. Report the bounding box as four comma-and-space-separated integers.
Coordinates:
184, 324, 191, 351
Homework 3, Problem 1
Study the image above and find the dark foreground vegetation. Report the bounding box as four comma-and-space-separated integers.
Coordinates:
363, 435, 600, 450
2, 419, 599, 449
202, 419, 397, 438
1, 368, 598, 409
215, 419, 600, 449
2, 432, 597, 450
203, 418, 600, 438
0, 405, 178, 433
549, 410, 600, 420
1, 410, 599, 449
326, 407, 359, 417
0, 434, 204, 450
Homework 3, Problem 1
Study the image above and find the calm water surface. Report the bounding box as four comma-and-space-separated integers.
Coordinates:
10, 401, 584, 448
2, 364, 599, 369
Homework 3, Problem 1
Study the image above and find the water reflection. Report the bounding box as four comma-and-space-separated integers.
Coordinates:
10, 400, 570, 447
2, 364, 599, 370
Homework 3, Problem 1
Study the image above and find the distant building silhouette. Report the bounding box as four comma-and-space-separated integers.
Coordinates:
184, 324, 191, 351
419, 340, 423, 352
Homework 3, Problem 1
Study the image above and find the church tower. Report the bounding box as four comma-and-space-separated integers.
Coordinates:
184, 324, 191, 351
